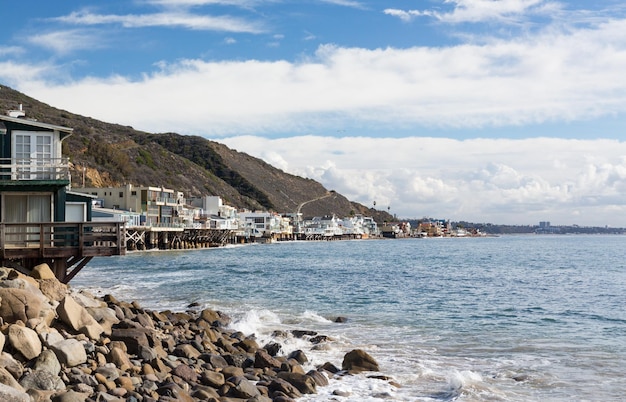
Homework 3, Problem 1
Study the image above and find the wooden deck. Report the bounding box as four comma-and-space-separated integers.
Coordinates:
0, 222, 125, 283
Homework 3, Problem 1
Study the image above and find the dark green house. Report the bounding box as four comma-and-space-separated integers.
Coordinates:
0, 107, 125, 282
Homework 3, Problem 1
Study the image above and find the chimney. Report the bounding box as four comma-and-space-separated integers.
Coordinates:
7, 104, 26, 118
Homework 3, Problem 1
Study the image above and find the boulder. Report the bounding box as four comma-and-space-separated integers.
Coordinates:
0, 383, 30, 402
171, 363, 198, 383
268, 378, 302, 399
37, 279, 68, 302
49, 338, 87, 367
307, 369, 329, 387
30, 263, 56, 280
56, 295, 104, 340
33, 349, 62, 376
39, 328, 65, 348
110, 328, 151, 355
108, 347, 132, 372
8, 324, 42, 360
229, 375, 261, 399
0, 288, 44, 323
0, 366, 25, 391
277, 372, 317, 394
51, 390, 91, 402
0, 352, 25, 379
254, 349, 282, 370
341, 349, 380, 373
199, 370, 225, 388
19, 369, 65, 391
0, 332, 5, 353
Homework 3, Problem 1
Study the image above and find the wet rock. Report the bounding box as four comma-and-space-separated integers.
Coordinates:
287, 350, 308, 364
277, 372, 317, 394
268, 378, 302, 399
334, 316, 348, 323
291, 330, 317, 338
307, 369, 329, 387
342, 349, 380, 373
263, 342, 282, 357
254, 349, 282, 370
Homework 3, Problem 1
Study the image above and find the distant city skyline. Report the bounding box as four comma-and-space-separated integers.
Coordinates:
2, 1, 626, 225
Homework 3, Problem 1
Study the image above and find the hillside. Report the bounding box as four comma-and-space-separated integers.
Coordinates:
0, 84, 391, 221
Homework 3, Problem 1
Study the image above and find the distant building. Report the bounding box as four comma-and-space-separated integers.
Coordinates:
74, 184, 185, 227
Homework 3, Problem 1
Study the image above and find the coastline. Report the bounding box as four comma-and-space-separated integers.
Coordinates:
0, 263, 391, 401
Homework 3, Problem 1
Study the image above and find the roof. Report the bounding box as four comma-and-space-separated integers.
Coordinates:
0, 114, 73, 134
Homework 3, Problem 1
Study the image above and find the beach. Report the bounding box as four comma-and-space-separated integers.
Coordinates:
0, 262, 390, 401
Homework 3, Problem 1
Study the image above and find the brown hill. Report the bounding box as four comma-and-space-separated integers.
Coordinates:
0, 84, 391, 221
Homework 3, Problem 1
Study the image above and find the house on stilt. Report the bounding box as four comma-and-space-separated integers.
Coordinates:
0, 105, 125, 283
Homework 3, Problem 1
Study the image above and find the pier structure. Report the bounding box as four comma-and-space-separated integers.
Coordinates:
125, 226, 233, 250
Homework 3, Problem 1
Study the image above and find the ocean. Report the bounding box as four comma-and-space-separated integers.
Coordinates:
72, 235, 626, 401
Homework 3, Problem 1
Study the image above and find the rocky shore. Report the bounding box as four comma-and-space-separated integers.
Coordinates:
0, 263, 390, 402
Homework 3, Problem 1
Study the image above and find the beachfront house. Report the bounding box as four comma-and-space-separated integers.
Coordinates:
0, 106, 124, 282
187, 195, 239, 230
75, 184, 186, 227
238, 211, 283, 238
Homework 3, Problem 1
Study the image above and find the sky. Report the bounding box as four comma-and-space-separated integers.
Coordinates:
2, 0, 626, 226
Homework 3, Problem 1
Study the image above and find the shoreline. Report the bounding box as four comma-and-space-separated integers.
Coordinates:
0, 263, 392, 401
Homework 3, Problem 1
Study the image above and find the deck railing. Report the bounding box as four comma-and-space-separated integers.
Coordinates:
0, 222, 125, 259
0, 158, 70, 181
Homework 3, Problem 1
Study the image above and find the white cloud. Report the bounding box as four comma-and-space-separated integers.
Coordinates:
386, 0, 560, 24
319, 0, 366, 9
54, 10, 265, 33
0, 46, 24, 57
12, 18, 626, 136
28, 29, 104, 55
219, 136, 626, 226
383, 9, 430, 23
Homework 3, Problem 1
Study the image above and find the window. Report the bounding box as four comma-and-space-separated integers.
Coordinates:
12, 132, 53, 180
2, 193, 53, 244
119, 192, 123, 198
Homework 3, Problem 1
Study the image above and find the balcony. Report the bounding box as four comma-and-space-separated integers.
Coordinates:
0, 158, 70, 182
0, 221, 125, 283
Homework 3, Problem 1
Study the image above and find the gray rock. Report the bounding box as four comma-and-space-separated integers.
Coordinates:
19, 369, 65, 391
229, 375, 261, 399
52, 389, 90, 402
50, 338, 87, 367
33, 349, 62, 376
0, 382, 30, 402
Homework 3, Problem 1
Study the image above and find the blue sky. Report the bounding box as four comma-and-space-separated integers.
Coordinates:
2, 1, 626, 225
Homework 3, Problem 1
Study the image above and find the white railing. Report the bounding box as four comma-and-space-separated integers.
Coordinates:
0, 158, 70, 181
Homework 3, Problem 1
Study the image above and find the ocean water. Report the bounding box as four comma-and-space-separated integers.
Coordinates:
72, 235, 626, 401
